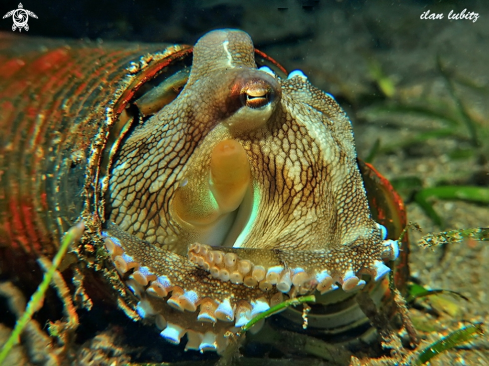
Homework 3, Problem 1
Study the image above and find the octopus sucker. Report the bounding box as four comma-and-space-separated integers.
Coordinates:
187, 241, 395, 294
103, 223, 279, 350
105, 28, 402, 353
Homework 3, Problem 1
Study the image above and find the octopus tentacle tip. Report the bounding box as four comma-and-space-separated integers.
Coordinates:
160, 323, 186, 345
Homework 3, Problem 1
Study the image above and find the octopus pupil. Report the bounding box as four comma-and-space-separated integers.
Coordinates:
244, 93, 270, 109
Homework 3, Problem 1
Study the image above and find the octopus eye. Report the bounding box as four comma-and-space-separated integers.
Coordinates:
225, 75, 280, 132
240, 87, 271, 109
237, 77, 274, 109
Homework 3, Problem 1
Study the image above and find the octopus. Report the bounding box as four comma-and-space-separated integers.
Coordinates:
103, 29, 399, 353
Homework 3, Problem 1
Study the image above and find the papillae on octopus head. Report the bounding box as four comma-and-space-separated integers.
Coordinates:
105, 29, 399, 352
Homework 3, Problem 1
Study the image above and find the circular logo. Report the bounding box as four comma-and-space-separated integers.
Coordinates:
3, 3, 38, 32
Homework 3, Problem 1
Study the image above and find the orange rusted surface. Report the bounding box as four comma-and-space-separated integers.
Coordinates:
0, 34, 188, 261
361, 161, 409, 291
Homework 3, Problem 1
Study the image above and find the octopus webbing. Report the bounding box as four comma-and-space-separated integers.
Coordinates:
104, 29, 399, 353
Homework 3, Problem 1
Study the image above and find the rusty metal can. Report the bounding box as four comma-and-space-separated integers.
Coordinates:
0, 33, 190, 254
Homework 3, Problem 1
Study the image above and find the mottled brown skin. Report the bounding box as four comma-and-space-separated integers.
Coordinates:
110, 30, 379, 252
107, 29, 387, 348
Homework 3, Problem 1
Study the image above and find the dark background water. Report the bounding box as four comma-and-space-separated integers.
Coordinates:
3, 0, 433, 43
1, 0, 487, 101
2, 0, 486, 107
